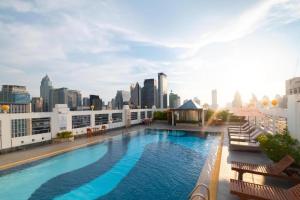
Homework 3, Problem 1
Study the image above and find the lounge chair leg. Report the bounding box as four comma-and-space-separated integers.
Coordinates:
238, 172, 244, 180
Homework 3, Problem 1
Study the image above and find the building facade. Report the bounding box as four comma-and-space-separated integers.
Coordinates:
0, 105, 162, 151
115, 90, 130, 109
82, 97, 90, 107
286, 77, 300, 95
50, 88, 68, 109
90, 95, 102, 110
158, 73, 168, 108
130, 82, 141, 108
31, 97, 43, 112
142, 79, 157, 109
169, 91, 181, 108
232, 91, 242, 108
0, 85, 31, 113
67, 90, 82, 111
40, 75, 53, 112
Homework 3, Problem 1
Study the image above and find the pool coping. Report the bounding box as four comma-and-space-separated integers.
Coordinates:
189, 131, 224, 200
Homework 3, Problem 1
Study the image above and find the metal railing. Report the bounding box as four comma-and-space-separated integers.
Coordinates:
189, 183, 210, 200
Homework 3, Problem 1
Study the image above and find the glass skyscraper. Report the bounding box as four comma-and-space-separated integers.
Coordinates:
0, 85, 31, 113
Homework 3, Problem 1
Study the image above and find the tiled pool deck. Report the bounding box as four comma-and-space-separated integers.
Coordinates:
217, 128, 293, 200
0, 122, 294, 199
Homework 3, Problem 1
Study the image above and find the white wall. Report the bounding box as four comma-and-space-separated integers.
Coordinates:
0, 104, 165, 150
288, 95, 300, 141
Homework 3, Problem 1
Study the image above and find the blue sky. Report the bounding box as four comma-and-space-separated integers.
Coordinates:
0, 0, 300, 105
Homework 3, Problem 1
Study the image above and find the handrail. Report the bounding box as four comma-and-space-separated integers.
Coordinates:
190, 193, 206, 200
188, 183, 209, 200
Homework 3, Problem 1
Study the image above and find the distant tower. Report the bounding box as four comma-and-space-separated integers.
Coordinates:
211, 89, 218, 109
130, 82, 141, 108
142, 79, 157, 108
232, 91, 242, 108
40, 75, 53, 112
158, 73, 168, 108
169, 91, 181, 108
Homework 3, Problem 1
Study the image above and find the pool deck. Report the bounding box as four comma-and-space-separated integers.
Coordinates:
217, 128, 294, 200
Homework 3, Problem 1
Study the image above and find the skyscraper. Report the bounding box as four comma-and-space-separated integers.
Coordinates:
115, 90, 130, 109
211, 89, 218, 109
232, 91, 242, 108
89, 95, 102, 110
130, 82, 141, 108
50, 88, 68, 108
67, 90, 82, 111
82, 97, 90, 107
0, 85, 31, 113
158, 73, 168, 108
40, 75, 53, 112
142, 79, 157, 108
169, 91, 181, 108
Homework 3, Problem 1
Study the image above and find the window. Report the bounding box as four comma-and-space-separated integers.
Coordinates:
95, 114, 109, 125
72, 115, 91, 128
131, 112, 138, 120
141, 111, 145, 119
32, 118, 51, 134
112, 113, 122, 123
11, 119, 29, 138
147, 111, 152, 118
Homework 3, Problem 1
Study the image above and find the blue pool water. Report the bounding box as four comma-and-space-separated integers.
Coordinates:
0, 129, 219, 200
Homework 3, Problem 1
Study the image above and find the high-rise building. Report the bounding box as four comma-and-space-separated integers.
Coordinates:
31, 97, 43, 112
90, 95, 102, 110
111, 98, 116, 110
286, 77, 300, 95
130, 82, 141, 108
169, 91, 181, 108
82, 97, 90, 107
50, 88, 68, 109
0, 85, 31, 113
67, 90, 82, 111
40, 75, 53, 112
158, 73, 168, 108
115, 90, 130, 109
232, 91, 242, 108
211, 89, 218, 109
142, 79, 157, 108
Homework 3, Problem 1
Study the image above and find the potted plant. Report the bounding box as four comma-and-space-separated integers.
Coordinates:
53, 131, 74, 143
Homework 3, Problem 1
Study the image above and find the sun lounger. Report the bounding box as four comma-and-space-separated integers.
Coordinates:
228, 126, 255, 134
231, 155, 299, 182
230, 179, 300, 200
229, 140, 261, 152
228, 122, 249, 129
229, 130, 263, 142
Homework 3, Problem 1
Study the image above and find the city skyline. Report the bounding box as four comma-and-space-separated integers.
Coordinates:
0, 0, 300, 105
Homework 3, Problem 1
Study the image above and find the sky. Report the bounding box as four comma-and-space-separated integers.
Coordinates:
0, 0, 300, 106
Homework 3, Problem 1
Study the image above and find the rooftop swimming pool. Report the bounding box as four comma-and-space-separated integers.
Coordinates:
0, 129, 220, 200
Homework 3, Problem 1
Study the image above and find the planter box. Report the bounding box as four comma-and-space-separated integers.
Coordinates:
53, 136, 74, 143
